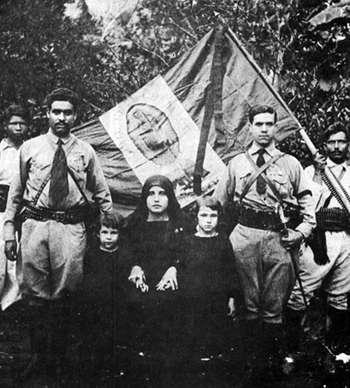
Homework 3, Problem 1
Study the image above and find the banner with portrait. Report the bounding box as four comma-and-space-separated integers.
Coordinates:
99, 75, 225, 208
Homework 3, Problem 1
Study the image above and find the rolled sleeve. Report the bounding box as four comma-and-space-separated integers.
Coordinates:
3, 152, 25, 241
292, 163, 316, 239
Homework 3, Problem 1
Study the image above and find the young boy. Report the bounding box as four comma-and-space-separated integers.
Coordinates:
182, 196, 239, 362
80, 211, 126, 382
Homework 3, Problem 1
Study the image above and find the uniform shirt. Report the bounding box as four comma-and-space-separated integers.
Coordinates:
213, 142, 315, 238
305, 158, 350, 212
4, 129, 112, 240
0, 138, 21, 187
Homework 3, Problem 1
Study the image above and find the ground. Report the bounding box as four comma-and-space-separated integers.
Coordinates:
0, 293, 349, 388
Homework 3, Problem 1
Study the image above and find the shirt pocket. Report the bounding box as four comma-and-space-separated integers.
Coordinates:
268, 166, 290, 199
30, 154, 51, 187
67, 151, 87, 185
238, 168, 253, 191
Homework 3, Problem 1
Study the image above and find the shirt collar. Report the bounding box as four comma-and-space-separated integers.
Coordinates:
250, 142, 276, 157
0, 138, 22, 150
0, 138, 13, 150
47, 128, 71, 144
326, 158, 347, 170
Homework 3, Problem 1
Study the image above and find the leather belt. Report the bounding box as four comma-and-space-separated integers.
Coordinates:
21, 202, 89, 224
238, 206, 283, 231
238, 205, 301, 231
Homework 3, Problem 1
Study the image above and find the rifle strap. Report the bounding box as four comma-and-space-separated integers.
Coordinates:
67, 167, 93, 211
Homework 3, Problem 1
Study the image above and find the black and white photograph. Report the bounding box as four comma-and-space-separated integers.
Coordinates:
0, 1, 350, 387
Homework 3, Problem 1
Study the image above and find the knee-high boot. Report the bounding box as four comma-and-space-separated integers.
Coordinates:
327, 306, 349, 351
243, 319, 263, 369
285, 307, 305, 354
262, 322, 285, 369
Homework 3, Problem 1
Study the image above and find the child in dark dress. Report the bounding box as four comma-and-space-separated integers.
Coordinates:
182, 196, 239, 362
80, 211, 126, 381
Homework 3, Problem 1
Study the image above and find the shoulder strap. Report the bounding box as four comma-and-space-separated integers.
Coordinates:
322, 167, 350, 217
67, 166, 92, 209
32, 136, 85, 206
240, 151, 284, 204
323, 167, 346, 209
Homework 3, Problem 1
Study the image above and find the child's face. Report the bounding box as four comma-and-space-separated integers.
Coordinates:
197, 206, 218, 235
99, 225, 119, 251
146, 185, 169, 216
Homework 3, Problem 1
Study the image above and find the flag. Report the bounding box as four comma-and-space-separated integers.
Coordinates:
72, 26, 300, 216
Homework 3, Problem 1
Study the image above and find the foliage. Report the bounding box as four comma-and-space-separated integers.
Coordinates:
0, 0, 121, 135
111, 0, 350, 166
1, 0, 350, 166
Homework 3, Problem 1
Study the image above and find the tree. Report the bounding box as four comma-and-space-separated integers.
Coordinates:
0, 0, 122, 135
2, 0, 350, 166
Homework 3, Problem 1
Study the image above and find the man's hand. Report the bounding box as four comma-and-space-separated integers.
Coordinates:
313, 152, 326, 173
5, 240, 17, 261
128, 265, 149, 292
156, 267, 178, 291
281, 229, 304, 251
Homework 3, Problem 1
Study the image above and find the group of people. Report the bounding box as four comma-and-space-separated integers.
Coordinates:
0, 88, 349, 387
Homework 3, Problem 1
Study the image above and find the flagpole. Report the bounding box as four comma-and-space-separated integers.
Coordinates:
224, 25, 350, 215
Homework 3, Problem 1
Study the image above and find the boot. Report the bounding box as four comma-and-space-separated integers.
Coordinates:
282, 308, 306, 376
49, 299, 72, 381
21, 302, 51, 378
323, 306, 349, 375
327, 306, 349, 351
261, 322, 285, 381
240, 319, 263, 387
284, 307, 305, 354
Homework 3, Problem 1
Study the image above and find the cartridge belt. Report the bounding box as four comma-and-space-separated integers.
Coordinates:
21, 201, 89, 224
238, 206, 301, 231
316, 208, 350, 231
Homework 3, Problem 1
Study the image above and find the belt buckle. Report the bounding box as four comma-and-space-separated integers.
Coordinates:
54, 211, 66, 223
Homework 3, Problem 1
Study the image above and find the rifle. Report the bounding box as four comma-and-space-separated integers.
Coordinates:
277, 204, 308, 310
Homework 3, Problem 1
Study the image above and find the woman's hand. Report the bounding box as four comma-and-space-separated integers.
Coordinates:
228, 297, 236, 318
156, 266, 178, 291
128, 265, 149, 292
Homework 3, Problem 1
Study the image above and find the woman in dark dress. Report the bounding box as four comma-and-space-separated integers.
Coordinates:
123, 175, 191, 370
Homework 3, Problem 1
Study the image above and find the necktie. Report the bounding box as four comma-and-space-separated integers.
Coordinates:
256, 149, 267, 195
49, 139, 69, 207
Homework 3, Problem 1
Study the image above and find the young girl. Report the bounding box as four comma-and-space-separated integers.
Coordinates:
124, 175, 191, 370
80, 211, 127, 382
183, 196, 239, 360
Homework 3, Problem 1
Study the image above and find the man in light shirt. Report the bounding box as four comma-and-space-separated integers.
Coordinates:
0, 105, 29, 309
3, 89, 113, 376
287, 122, 350, 371
213, 104, 315, 384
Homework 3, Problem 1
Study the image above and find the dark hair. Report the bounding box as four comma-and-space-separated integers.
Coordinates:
322, 122, 349, 144
44, 88, 79, 111
3, 104, 30, 124
126, 175, 183, 229
248, 105, 277, 124
98, 212, 125, 231
195, 196, 222, 216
